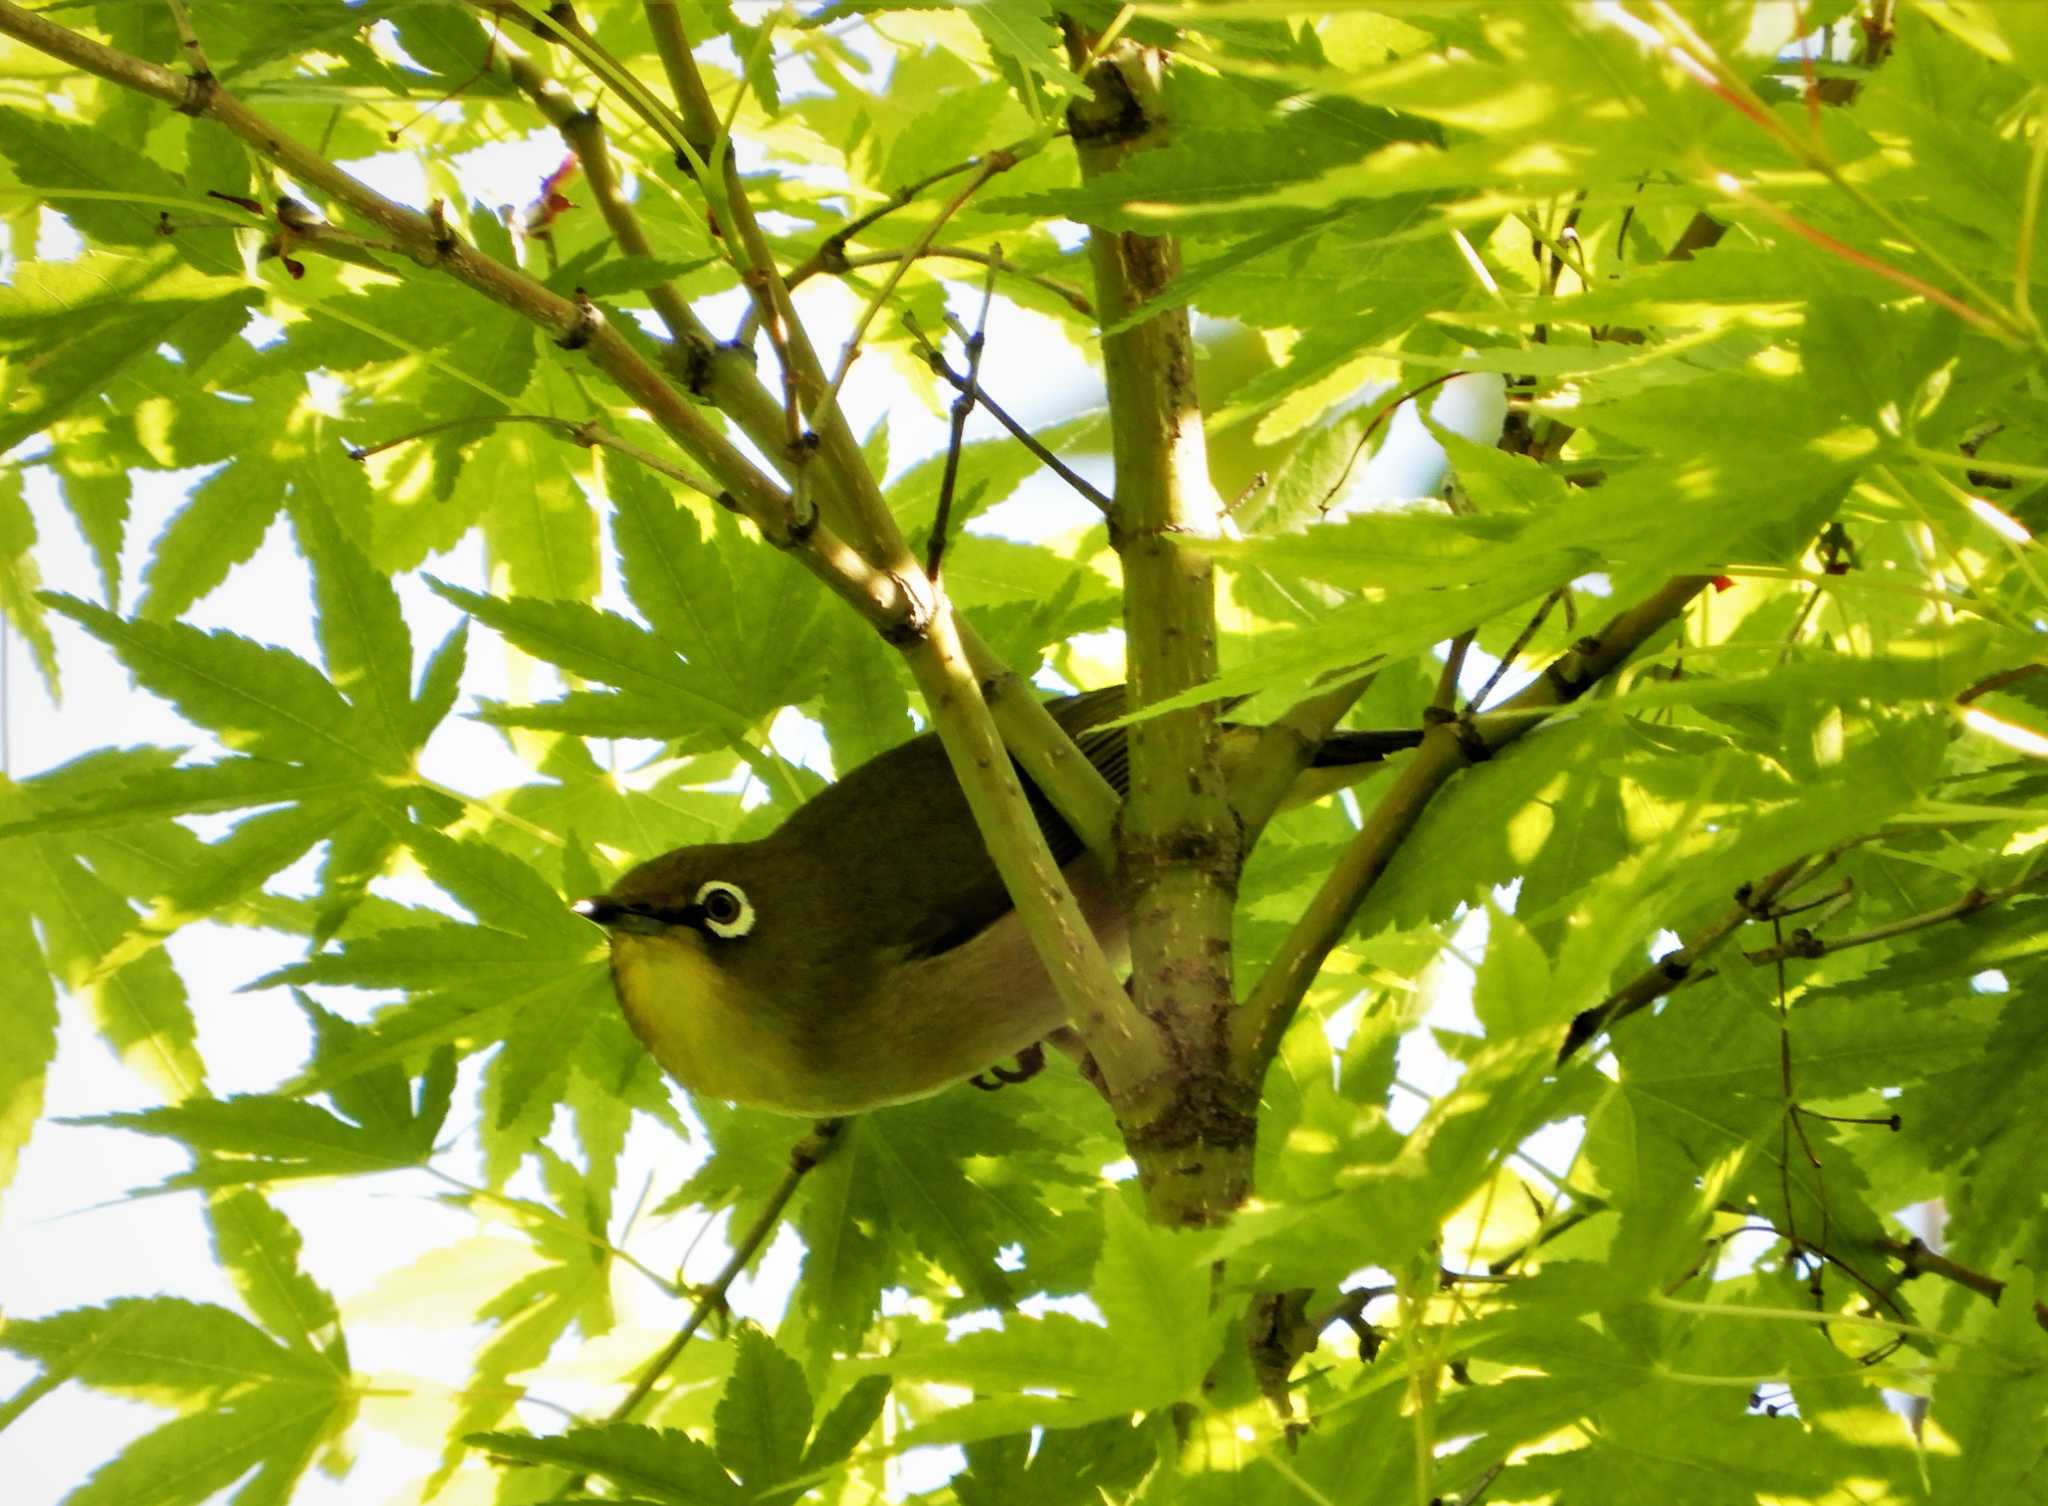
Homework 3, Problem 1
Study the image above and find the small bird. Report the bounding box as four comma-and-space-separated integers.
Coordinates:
576, 688, 1420, 1116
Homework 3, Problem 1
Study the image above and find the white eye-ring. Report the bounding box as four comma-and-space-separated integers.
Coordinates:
695, 880, 754, 939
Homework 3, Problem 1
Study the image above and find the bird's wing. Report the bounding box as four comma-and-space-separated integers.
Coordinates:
905, 688, 1421, 954
893, 690, 1129, 956
1026, 688, 1422, 866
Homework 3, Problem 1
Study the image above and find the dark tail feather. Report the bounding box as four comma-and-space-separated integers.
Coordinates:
1313, 727, 1425, 766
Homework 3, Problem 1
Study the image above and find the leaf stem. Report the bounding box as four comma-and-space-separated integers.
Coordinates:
415, 779, 566, 849
425, 1166, 679, 1297
1906, 445, 2048, 483
811, 153, 1019, 428
2016, 88, 2048, 338
1648, 1293, 1963, 1346
351, 415, 718, 497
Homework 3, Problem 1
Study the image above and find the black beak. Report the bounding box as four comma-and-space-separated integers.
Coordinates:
572, 897, 672, 935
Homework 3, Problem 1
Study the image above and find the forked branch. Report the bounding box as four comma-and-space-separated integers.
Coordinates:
1236, 576, 1713, 1073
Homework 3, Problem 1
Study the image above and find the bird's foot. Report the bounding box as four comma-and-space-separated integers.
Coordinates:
969, 1041, 1046, 1092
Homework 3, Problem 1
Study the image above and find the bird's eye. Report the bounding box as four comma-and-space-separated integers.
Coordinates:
694, 880, 754, 939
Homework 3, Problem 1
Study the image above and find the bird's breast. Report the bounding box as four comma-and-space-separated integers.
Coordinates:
608, 932, 810, 1107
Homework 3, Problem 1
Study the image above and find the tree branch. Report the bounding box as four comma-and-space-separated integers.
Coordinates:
829, 245, 1091, 318
638, 0, 1138, 897
1235, 575, 1711, 1073
1068, 34, 1244, 1222
1877, 1236, 2048, 1333
640, 0, 909, 566
774, 130, 1068, 310
500, 6, 847, 490
162, 0, 210, 81
545, 1118, 845, 1502
0, 0, 1126, 955
901, 609, 1173, 1113
490, 32, 697, 341
1227, 673, 1378, 842
1557, 857, 1810, 1062
814, 151, 1021, 424
1743, 872, 2047, 965
0, 2, 936, 629
6, 0, 1155, 1145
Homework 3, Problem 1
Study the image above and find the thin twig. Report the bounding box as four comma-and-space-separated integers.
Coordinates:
641, 0, 921, 571
812, 154, 1015, 428
1649, 1, 2023, 345
905, 314, 1115, 516
1957, 663, 2048, 704
927, 255, 1000, 580
1433, 632, 1474, 714
610, 1119, 844, 1424
163, 0, 210, 80
1558, 852, 1832, 1062
828, 245, 1091, 316
1468, 587, 1566, 712
489, 32, 709, 346
1744, 871, 2047, 965
641, 0, 812, 453
521, 1, 693, 161
1487, 1203, 1602, 1275
1225, 471, 1269, 516
752, 130, 1070, 341
1772, 910, 1831, 1288
1768, 877, 1853, 918
425, 1166, 680, 1299
482, 1, 857, 517
348, 413, 721, 496
541, 1120, 845, 1502
1456, 1462, 1507, 1506
0, 1, 867, 592
1315, 371, 1467, 516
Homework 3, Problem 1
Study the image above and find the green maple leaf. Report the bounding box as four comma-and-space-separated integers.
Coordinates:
426, 1150, 617, 1490
262, 826, 609, 1135
66, 1014, 455, 1194
469, 1423, 740, 1504
444, 450, 835, 748
0, 758, 207, 1099
7, 481, 470, 942
714, 1325, 812, 1493
472, 1339, 890, 1505
666, 1088, 1102, 1365
0, 1197, 354, 1506
870, 1193, 1227, 1445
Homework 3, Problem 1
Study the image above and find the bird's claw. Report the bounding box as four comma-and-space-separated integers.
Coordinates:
968, 1041, 1046, 1092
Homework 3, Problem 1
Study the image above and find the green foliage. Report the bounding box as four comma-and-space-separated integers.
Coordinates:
473, 1331, 888, 1503
0, 1213, 355, 1506
4, 3, 2048, 1504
